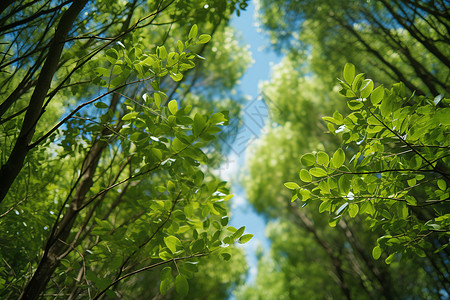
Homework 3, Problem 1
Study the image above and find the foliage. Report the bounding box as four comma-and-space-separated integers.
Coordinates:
290, 63, 450, 262
256, 0, 450, 95
239, 58, 447, 299
0, 1, 252, 299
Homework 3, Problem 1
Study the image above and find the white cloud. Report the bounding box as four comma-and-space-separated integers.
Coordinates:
213, 152, 240, 182
231, 194, 246, 210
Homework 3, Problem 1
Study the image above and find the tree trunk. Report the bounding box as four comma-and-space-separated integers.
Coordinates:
0, 0, 88, 203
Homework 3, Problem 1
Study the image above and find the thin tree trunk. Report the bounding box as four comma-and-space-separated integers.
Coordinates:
18, 92, 121, 300
338, 221, 396, 299
288, 205, 353, 300
333, 15, 425, 95
0, 0, 88, 203
380, 0, 450, 69
18, 138, 108, 300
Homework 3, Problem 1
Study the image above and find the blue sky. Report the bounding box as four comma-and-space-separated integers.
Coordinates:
218, 0, 281, 285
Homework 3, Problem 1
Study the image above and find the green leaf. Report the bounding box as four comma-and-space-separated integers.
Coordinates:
385, 253, 395, 264
415, 248, 426, 258
172, 138, 186, 152
407, 178, 416, 187
239, 234, 253, 244
223, 194, 233, 201
340, 88, 357, 98
210, 112, 227, 124
299, 169, 312, 182
298, 189, 311, 201
198, 34, 211, 44
170, 72, 183, 82
160, 279, 171, 295
309, 167, 327, 177
122, 112, 139, 121
348, 203, 359, 218
233, 226, 245, 239
339, 175, 351, 195
189, 24, 198, 40
317, 152, 329, 167
284, 182, 300, 189
177, 40, 184, 52
220, 216, 229, 226
351, 73, 365, 91
405, 195, 417, 206
301, 153, 316, 166
319, 181, 330, 193
130, 132, 144, 142
333, 111, 343, 123
164, 236, 182, 254
360, 79, 374, 98
160, 266, 172, 281
105, 48, 119, 63
323, 116, 338, 124
94, 102, 109, 109
157, 46, 167, 60
95, 67, 109, 77
175, 274, 189, 297
372, 246, 382, 260
319, 200, 331, 213
331, 149, 345, 169
348, 100, 364, 110
436, 108, 450, 125
154, 93, 161, 106
343, 63, 355, 85
168, 53, 179, 65
190, 239, 204, 253
168, 100, 178, 114
193, 113, 206, 136
437, 179, 446, 190
221, 253, 231, 261
366, 125, 383, 133
367, 116, 382, 125
159, 251, 172, 260
328, 217, 341, 227
371, 85, 384, 105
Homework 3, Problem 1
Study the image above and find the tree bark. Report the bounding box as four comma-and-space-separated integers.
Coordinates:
0, 0, 88, 203
0, 0, 14, 17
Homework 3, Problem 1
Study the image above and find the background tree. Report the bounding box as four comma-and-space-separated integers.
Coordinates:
0, 1, 253, 299
256, 0, 449, 95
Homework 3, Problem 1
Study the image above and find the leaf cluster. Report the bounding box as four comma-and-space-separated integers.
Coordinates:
289, 63, 449, 263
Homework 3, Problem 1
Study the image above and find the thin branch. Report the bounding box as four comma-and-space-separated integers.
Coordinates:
29, 76, 154, 149
93, 253, 210, 300
366, 105, 450, 179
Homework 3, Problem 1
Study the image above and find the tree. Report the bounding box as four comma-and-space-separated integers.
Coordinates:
0, 1, 253, 298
